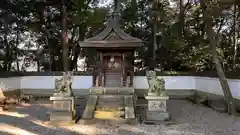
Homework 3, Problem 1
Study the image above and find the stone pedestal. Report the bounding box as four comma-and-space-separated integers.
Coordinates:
49, 96, 75, 121
145, 95, 169, 121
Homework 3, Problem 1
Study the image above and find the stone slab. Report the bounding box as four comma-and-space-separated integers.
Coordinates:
118, 87, 134, 95
50, 111, 73, 121
94, 111, 122, 120
82, 95, 98, 119
146, 111, 169, 121
124, 96, 135, 119
79, 118, 138, 125
89, 87, 104, 94
145, 96, 169, 100
148, 100, 167, 112
104, 88, 118, 94
89, 87, 134, 95
125, 106, 135, 119
45, 120, 75, 126
50, 96, 74, 101
97, 95, 124, 107
98, 95, 123, 100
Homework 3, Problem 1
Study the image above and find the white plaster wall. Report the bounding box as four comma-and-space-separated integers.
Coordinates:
72, 76, 92, 89
0, 77, 21, 91
133, 76, 195, 90
20, 76, 93, 89
133, 76, 149, 89
1, 75, 240, 99
163, 76, 195, 90
228, 79, 240, 99
134, 76, 240, 99
194, 77, 240, 99
21, 76, 55, 89
195, 77, 223, 95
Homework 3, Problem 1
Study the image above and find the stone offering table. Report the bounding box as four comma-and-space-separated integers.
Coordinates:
145, 95, 169, 121
49, 96, 75, 121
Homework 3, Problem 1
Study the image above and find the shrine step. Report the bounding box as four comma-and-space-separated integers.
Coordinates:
89, 87, 134, 95
80, 94, 137, 125
78, 118, 138, 125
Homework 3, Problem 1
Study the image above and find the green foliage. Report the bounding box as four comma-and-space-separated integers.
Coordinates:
0, 0, 239, 73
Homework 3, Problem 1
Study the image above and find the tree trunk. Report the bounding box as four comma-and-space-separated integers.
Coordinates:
152, 23, 157, 69
3, 21, 9, 71
46, 37, 52, 71
151, 1, 157, 69
179, 0, 184, 37
200, 0, 236, 115
16, 29, 20, 72
61, 0, 69, 72
232, 4, 237, 71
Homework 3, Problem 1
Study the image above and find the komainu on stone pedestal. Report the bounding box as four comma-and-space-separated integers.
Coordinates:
49, 71, 75, 122
145, 70, 170, 122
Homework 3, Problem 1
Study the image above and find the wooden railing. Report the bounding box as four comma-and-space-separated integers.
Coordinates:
92, 68, 133, 87
93, 70, 103, 87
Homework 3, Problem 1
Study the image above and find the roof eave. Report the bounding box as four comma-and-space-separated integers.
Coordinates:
80, 41, 142, 48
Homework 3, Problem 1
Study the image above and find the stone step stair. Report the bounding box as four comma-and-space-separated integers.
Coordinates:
97, 95, 124, 107
89, 87, 134, 95
80, 93, 137, 125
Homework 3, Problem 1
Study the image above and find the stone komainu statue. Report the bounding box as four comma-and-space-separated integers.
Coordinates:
54, 72, 73, 97
148, 70, 166, 96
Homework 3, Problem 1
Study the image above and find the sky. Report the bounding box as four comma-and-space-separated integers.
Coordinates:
98, 0, 113, 7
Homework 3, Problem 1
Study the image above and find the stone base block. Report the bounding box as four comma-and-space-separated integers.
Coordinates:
146, 111, 169, 121
50, 111, 73, 121
50, 96, 75, 112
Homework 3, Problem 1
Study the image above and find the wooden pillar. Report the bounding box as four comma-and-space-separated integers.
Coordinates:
122, 53, 125, 87
130, 51, 134, 87
93, 69, 96, 86
100, 52, 104, 87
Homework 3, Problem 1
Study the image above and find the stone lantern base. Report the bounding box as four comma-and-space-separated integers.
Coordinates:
145, 95, 169, 121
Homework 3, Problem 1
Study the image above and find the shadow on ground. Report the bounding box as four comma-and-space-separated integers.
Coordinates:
0, 100, 83, 135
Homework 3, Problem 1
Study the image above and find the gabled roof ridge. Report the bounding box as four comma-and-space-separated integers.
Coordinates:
80, 0, 142, 47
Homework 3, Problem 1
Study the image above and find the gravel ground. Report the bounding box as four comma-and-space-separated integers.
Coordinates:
0, 99, 240, 135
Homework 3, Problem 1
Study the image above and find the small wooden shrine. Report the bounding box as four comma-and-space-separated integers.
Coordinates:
80, 1, 143, 87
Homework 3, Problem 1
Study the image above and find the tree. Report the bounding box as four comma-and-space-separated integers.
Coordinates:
200, 0, 236, 115
0, 0, 240, 74
61, 0, 69, 72
232, 3, 237, 71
